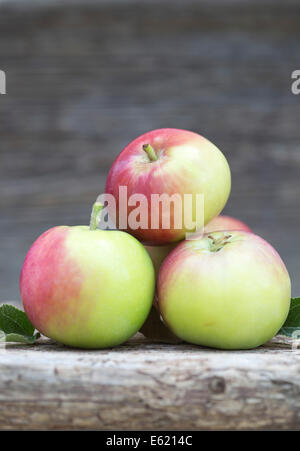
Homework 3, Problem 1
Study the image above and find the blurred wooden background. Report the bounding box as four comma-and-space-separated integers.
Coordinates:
0, 0, 299, 301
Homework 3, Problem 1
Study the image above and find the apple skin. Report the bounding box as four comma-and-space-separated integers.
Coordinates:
20, 226, 155, 348
205, 215, 252, 233
105, 128, 231, 245
158, 231, 291, 349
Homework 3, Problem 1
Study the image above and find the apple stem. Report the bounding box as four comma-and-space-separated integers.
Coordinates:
89, 202, 104, 231
143, 143, 158, 162
207, 233, 233, 252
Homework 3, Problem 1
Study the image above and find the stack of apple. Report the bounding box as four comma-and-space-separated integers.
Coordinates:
20, 129, 291, 349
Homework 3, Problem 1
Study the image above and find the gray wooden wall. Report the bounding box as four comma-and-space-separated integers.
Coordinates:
0, 0, 300, 300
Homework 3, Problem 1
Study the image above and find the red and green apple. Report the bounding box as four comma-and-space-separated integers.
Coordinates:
105, 128, 231, 245
140, 214, 251, 340
20, 203, 155, 348
158, 231, 291, 349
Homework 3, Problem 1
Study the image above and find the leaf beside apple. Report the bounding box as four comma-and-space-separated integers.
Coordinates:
0, 304, 40, 344
279, 297, 300, 337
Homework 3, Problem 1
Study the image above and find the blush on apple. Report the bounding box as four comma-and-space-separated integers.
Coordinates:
158, 231, 291, 349
105, 128, 231, 245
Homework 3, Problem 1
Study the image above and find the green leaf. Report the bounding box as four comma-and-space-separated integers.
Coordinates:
284, 305, 300, 327
283, 298, 300, 327
0, 304, 40, 344
279, 298, 300, 337
0, 330, 41, 344
290, 297, 300, 309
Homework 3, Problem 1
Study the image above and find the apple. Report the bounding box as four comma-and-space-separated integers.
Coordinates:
141, 217, 250, 341
158, 231, 291, 349
105, 128, 231, 245
204, 214, 252, 233
20, 202, 155, 348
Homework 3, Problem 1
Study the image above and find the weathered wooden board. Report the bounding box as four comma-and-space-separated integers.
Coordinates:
0, 332, 299, 430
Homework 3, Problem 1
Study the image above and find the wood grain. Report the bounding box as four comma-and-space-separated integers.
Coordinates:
0, 333, 300, 430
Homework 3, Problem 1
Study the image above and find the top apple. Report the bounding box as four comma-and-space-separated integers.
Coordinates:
105, 128, 231, 245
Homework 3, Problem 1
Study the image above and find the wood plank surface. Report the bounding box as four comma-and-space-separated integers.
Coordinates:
0, 333, 299, 430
